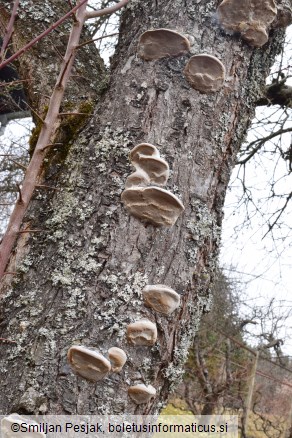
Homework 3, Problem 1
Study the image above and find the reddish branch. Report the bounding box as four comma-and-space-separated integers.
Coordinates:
0, 337, 16, 343
0, 0, 129, 279
0, 0, 20, 62
85, 0, 129, 19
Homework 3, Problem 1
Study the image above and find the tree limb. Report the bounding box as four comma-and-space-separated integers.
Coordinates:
256, 78, 292, 108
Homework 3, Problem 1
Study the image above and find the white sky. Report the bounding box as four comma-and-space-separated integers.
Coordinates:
221, 30, 292, 354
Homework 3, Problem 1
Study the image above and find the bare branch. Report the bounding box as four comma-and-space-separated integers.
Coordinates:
85, 0, 129, 19
237, 127, 292, 165
76, 32, 119, 49
0, 0, 20, 62
262, 191, 292, 238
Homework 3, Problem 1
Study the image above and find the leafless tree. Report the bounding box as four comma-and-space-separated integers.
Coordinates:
0, 0, 291, 417
232, 30, 292, 242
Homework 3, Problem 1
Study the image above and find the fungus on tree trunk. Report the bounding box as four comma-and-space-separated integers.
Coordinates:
122, 144, 184, 226
138, 29, 190, 60
183, 54, 226, 93
108, 347, 127, 372
126, 143, 169, 187
216, 0, 277, 47
126, 319, 157, 346
143, 285, 180, 315
121, 187, 184, 226
67, 346, 111, 382
128, 384, 156, 404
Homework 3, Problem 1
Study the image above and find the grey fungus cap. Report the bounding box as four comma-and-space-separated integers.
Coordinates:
184, 54, 226, 93
126, 319, 157, 346
143, 284, 180, 315
108, 347, 127, 372
121, 186, 184, 227
217, 0, 277, 47
67, 346, 111, 382
128, 384, 157, 404
138, 29, 190, 60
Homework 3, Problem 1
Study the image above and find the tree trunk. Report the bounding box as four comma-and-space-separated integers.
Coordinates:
0, 0, 288, 415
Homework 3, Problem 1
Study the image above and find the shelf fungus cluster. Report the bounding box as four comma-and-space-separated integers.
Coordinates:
66, 4, 277, 405
137, 28, 226, 93
123, 283, 180, 404
217, 0, 277, 47
67, 344, 156, 405
67, 346, 127, 381
121, 143, 184, 226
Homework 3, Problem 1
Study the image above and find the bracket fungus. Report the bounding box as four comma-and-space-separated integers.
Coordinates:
128, 384, 156, 404
127, 143, 169, 188
122, 186, 184, 227
122, 143, 184, 226
127, 319, 157, 346
143, 284, 180, 315
138, 29, 190, 61
217, 0, 277, 47
67, 346, 111, 382
184, 54, 226, 93
108, 347, 127, 372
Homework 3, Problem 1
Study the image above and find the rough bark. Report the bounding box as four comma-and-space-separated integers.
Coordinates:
0, 0, 287, 415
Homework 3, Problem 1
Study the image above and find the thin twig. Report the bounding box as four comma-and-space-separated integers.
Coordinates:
76, 32, 119, 49
0, 337, 17, 343
35, 185, 59, 191
237, 127, 292, 165
25, 103, 45, 124
9, 159, 27, 171
57, 53, 74, 87
0, 79, 29, 88
67, 0, 78, 22
18, 229, 43, 234
262, 191, 292, 239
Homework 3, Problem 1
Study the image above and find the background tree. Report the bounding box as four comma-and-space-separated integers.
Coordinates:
179, 272, 248, 417
0, 0, 291, 416
172, 274, 292, 435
